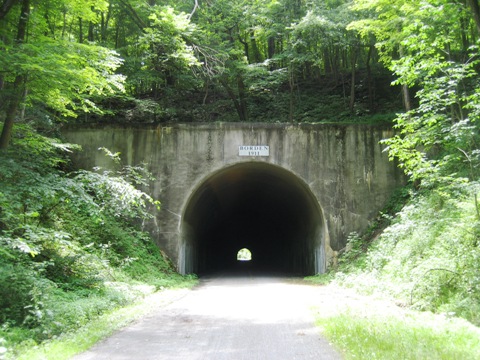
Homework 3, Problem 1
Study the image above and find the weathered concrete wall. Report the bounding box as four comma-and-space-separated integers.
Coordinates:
62, 123, 404, 273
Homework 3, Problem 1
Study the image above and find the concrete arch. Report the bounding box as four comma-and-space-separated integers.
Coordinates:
62, 123, 405, 275
180, 162, 329, 275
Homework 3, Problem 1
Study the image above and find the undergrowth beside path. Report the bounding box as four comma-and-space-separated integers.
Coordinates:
13, 288, 193, 360
308, 182, 480, 359
0, 125, 196, 359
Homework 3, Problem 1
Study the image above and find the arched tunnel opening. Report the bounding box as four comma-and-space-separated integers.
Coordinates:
181, 162, 327, 276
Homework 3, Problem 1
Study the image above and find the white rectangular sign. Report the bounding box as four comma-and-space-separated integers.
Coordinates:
239, 145, 269, 157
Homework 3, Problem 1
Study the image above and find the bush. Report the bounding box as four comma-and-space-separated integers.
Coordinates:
0, 263, 38, 326
0, 124, 192, 356
331, 183, 480, 325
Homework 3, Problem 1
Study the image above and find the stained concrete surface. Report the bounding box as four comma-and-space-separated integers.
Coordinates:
62, 123, 405, 274
73, 272, 342, 360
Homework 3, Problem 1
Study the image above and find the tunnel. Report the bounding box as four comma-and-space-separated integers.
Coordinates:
180, 162, 327, 276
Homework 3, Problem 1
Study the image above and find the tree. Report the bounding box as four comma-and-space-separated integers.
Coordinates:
467, 0, 480, 34
0, 0, 18, 20
136, 6, 199, 98
0, 0, 30, 149
350, 0, 480, 186
0, 0, 124, 149
289, 1, 361, 111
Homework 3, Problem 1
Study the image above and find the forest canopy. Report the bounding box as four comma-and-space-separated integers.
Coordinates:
0, 3, 441, 130
1, 0, 479, 183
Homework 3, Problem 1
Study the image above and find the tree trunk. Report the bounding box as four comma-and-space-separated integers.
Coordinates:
219, 78, 246, 122
467, 0, 480, 35
399, 46, 412, 112
114, 22, 119, 49
237, 33, 250, 62
250, 30, 262, 63
188, 0, 199, 20
79, 17, 83, 43
88, 21, 94, 42
332, 46, 340, 84
237, 75, 248, 121
323, 47, 331, 74
101, 2, 112, 44
366, 44, 375, 112
267, 37, 275, 59
16, 0, 28, 41
0, 0, 29, 150
288, 65, 295, 122
0, 0, 18, 21
402, 85, 412, 112
0, 76, 23, 149
101, 12, 107, 43
118, 0, 146, 30
459, 10, 470, 56
349, 45, 358, 113
61, 8, 67, 39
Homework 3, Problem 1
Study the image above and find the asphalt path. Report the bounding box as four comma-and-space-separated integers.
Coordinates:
73, 272, 342, 360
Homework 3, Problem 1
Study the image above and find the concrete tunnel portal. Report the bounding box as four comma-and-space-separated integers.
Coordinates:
181, 162, 327, 276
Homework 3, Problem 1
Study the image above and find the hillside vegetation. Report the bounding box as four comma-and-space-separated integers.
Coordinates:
313, 0, 480, 329
0, 125, 195, 359
308, 182, 480, 359
316, 183, 480, 325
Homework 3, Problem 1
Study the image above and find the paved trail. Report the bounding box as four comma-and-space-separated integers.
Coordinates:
74, 273, 342, 360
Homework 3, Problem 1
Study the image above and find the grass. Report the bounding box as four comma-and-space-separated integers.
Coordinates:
309, 183, 480, 359
10, 284, 196, 360
316, 310, 480, 360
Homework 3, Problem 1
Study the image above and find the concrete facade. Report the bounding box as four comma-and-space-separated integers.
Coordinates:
62, 123, 405, 275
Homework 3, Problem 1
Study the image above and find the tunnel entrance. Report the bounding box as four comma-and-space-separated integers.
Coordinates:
180, 162, 327, 276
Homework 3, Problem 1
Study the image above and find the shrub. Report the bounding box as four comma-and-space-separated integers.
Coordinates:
332, 183, 480, 325
0, 124, 192, 355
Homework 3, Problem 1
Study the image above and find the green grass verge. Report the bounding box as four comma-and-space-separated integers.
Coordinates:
11, 284, 196, 360
316, 310, 480, 360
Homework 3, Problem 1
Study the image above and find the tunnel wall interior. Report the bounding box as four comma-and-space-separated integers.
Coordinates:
181, 163, 326, 276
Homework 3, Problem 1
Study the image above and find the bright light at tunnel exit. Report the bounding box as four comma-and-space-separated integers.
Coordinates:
237, 248, 252, 261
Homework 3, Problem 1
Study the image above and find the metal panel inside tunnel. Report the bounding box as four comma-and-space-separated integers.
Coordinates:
181, 162, 328, 275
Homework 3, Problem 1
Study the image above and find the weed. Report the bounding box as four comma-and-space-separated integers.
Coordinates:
324, 182, 480, 326
317, 310, 480, 360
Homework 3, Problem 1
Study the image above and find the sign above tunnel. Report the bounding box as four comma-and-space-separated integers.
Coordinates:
238, 145, 270, 157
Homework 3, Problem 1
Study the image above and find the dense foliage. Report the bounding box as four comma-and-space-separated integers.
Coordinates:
287, 0, 480, 328
0, 0, 408, 144
326, 183, 480, 326
1, 1, 479, 129
1, 0, 479, 166
316, 0, 480, 327
0, 124, 193, 358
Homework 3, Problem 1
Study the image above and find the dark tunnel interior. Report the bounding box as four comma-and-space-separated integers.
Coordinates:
181, 162, 326, 276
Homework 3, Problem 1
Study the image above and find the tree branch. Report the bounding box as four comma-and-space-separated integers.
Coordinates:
188, 0, 199, 20
467, 0, 480, 35
117, 0, 146, 31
